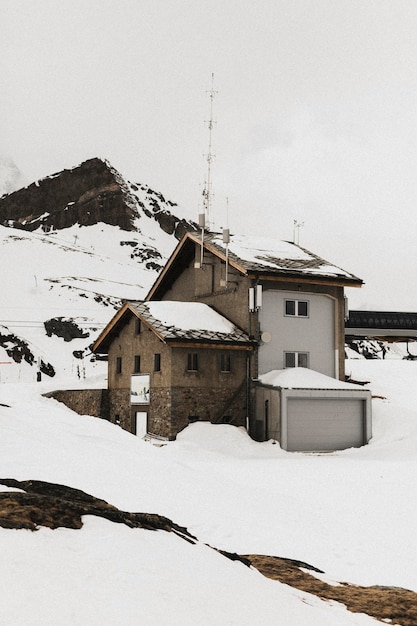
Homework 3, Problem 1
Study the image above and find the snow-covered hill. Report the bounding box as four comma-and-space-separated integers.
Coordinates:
1, 359, 417, 625
0, 159, 195, 383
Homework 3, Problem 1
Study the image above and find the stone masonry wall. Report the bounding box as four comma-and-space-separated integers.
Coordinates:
170, 384, 247, 437
148, 387, 172, 438
108, 388, 131, 432
44, 389, 107, 419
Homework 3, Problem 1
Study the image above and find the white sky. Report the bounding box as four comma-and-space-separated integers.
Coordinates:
2, 0, 417, 309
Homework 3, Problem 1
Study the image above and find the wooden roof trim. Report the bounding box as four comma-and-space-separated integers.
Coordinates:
92, 302, 168, 353
247, 272, 363, 288
146, 232, 193, 300
166, 341, 254, 350
146, 232, 248, 300
92, 301, 132, 353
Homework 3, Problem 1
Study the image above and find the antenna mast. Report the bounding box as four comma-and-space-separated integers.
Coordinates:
202, 73, 217, 227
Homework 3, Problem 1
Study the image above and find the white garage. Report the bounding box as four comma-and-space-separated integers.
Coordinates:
256, 368, 372, 452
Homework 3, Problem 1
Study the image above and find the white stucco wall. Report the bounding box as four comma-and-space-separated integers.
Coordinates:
258, 289, 336, 377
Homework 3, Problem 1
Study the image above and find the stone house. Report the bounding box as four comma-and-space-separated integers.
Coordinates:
93, 230, 372, 450
93, 300, 255, 439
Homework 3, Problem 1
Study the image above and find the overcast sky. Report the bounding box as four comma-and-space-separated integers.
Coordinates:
2, 0, 417, 310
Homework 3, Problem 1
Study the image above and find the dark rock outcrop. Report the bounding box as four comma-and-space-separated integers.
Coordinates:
0, 329, 55, 376
0, 157, 196, 237
0, 158, 136, 231
44, 317, 90, 342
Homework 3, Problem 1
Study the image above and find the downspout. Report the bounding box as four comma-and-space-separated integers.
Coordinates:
246, 354, 250, 433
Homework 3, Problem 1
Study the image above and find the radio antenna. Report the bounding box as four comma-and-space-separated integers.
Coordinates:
202, 73, 217, 227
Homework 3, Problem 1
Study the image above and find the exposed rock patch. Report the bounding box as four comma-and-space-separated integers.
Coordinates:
245, 554, 417, 626
44, 317, 90, 342
0, 479, 196, 543
0, 330, 55, 376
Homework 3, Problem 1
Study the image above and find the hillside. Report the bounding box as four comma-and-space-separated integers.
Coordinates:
0, 159, 195, 383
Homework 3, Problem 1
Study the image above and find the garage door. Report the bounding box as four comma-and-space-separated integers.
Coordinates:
286, 398, 365, 452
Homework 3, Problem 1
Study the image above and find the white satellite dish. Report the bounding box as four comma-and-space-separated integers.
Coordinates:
261, 331, 271, 343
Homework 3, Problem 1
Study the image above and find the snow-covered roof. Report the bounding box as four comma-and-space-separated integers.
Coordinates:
258, 368, 366, 390
131, 301, 251, 344
147, 230, 362, 301
203, 232, 362, 283
93, 300, 253, 353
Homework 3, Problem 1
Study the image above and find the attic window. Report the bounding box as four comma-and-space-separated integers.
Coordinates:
116, 356, 122, 374
154, 353, 161, 372
134, 355, 141, 374
135, 318, 141, 334
285, 299, 309, 317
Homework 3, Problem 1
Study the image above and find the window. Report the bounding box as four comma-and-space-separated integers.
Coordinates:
220, 353, 231, 372
134, 355, 141, 374
135, 318, 141, 334
187, 353, 198, 371
285, 299, 309, 317
284, 351, 309, 368
154, 353, 161, 372
116, 356, 122, 374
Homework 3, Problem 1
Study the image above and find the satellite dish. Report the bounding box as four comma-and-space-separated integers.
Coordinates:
261, 331, 271, 343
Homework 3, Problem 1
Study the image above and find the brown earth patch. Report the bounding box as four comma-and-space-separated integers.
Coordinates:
243, 554, 417, 626
0, 478, 196, 543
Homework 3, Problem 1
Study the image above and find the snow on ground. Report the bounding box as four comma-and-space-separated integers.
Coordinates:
0, 220, 179, 383
0, 358, 416, 624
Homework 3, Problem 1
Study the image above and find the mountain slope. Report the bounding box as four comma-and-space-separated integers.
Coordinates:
0, 159, 195, 383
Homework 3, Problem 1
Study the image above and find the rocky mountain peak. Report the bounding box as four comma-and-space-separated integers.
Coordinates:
0, 157, 195, 239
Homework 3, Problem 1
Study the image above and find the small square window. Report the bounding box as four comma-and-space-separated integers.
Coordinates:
297, 301, 308, 317
285, 299, 309, 317
187, 353, 198, 371
298, 352, 309, 368
285, 300, 296, 316
154, 353, 161, 372
284, 351, 309, 368
134, 355, 141, 374
284, 352, 296, 368
116, 356, 122, 374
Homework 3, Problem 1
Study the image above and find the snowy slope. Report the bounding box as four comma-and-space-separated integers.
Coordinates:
0, 165, 190, 383
0, 359, 416, 624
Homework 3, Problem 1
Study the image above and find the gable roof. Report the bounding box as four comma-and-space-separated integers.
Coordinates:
93, 300, 254, 354
147, 231, 363, 300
